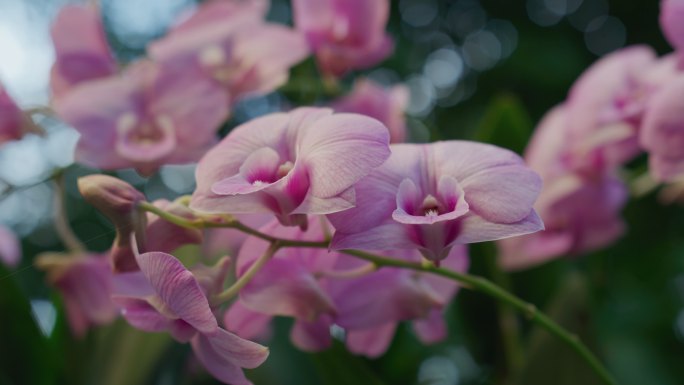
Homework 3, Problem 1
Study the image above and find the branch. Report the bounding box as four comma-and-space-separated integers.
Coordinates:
137, 203, 617, 385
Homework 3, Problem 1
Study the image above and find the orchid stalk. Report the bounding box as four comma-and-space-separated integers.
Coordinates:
137, 200, 617, 385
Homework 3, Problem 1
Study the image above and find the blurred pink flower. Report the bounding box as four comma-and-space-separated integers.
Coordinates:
498, 174, 627, 271
236, 219, 337, 321
172, 0, 270, 33
37, 254, 118, 337
0, 85, 25, 145
661, 0, 684, 58
148, 0, 308, 102
56, 61, 229, 176
223, 300, 273, 342
0, 225, 21, 267
331, 79, 409, 143
564, 46, 661, 173
640, 76, 684, 181
190, 107, 391, 228
499, 106, 628, 271
292, 0, 393, 77
326, 246, 469, 357
114, 251, 268, 385
328, 142, 542, 262
49, 4, 117, 98
225, 218, 468, 357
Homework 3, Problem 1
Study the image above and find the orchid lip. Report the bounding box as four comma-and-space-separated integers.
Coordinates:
392, 177, 470, 225
115, 113, 176, 162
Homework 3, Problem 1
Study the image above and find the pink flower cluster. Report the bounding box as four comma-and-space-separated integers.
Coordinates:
49, 0, 398, 176
32, 1, 552, 384
499, 0, 684, 270
49, 101, 542, 384
51, 1, 308, 175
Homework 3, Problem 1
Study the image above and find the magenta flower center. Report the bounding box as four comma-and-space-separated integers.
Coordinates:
392, 177, 470, 226
420, 195, 443, 217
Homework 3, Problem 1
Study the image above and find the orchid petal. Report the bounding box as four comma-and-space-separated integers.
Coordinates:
298, 113, 390, 198
290, 316, 333, 352
346, 322, 396, 358
135, 251, 218, 333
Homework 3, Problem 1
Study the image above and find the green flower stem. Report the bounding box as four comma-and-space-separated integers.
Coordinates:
212, 242, 280, 304
138, 202, 617, 385
343, 250, 616, 385
484, 252, 525, 381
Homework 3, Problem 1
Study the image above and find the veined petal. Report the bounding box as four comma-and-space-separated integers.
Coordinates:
202, 327, 270, 369
191, 334, 254, 385
291, 186, 355, 215
455, 211, 544, 244
116, 297, 173, 332
297, 112, 390, 198
461, 165, 541, 223
135, 251, 218, 333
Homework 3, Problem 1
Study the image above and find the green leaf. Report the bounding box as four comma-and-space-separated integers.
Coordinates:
0, 265, 56, 385
474, 93, 533, 154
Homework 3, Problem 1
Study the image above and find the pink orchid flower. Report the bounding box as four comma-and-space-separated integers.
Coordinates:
37, 254, 118, 337
328, 141, 543, 262
0, 85, 25, 145
148, 0, 309, 102
292, 0, 394, 77
331, 78, 409, 143
640, 76, 684, 181
55, 61, 229, 176
113, 252, 268, 385
0, 225, 20, 267
498, 106, 628, 271
190, 107, 391, 228
661, 0, 684, 60
49, 4, 117, 98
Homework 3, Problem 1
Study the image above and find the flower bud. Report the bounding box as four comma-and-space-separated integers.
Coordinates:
78, 174, 147, 272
